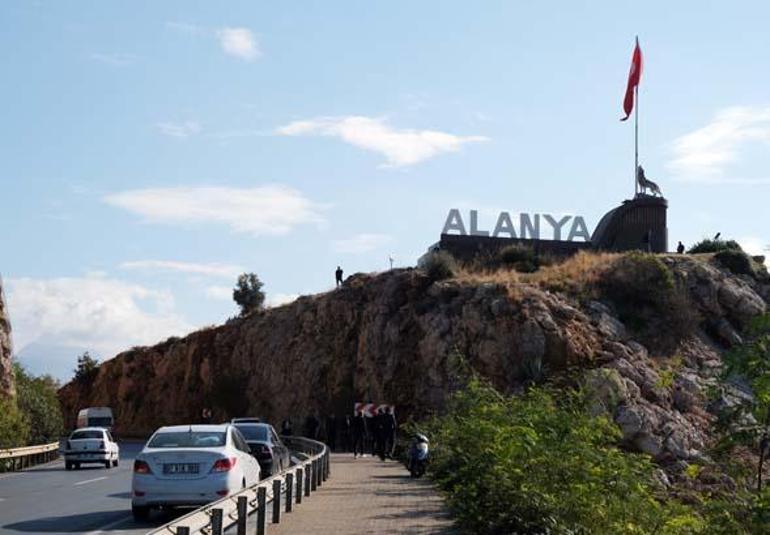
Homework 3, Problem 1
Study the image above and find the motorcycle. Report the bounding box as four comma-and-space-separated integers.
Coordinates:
407, 433, 429, 478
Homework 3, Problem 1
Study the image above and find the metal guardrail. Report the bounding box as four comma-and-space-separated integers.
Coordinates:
147, 436, 330, 535
0, 442, 59, 471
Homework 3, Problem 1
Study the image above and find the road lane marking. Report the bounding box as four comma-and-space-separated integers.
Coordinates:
85, 514, 133, 535
74, 476, 108, 486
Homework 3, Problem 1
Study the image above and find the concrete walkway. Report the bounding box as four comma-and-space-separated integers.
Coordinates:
269, 453, 456, 534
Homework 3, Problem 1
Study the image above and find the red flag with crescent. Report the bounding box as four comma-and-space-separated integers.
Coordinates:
621, 38, 643, 121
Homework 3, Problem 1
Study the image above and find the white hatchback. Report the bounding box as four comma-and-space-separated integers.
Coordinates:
131, 424, 261, 520
63, 427, 119, 470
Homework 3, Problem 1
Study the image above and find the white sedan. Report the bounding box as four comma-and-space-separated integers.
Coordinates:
63, 427, 120, 470
131, 424, 261, 520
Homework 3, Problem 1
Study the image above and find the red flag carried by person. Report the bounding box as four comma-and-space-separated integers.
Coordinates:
621, 37, 643, 121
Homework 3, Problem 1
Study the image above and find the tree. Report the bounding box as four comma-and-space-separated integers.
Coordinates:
233, 273, 265, 315
14, 363, 63, 445
74, 351, 99, 384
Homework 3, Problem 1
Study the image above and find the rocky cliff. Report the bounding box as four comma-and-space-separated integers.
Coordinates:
59, 253, 769, 470
0, 278, 15, 399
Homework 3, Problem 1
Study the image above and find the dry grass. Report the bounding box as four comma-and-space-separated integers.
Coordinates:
454, 266, 522, 298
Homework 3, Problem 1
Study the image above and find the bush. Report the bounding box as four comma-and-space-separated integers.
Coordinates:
599, 252, 698, 352
714, 249, 755, 276
688, 238, 743, 254
498, 244, 539, 273
14, 363, 64, 445
73, 351, 99, 384
0, 397, 29, 449
418, 251, 456, 281
422, 378, 699, 534
233, 273, 266, 315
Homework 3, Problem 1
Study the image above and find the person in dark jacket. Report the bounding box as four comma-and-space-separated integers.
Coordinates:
382, 406, 397, 459
341, 415, 351, 452
304, 414, 319, 439
372, 408, 386, 460
351, 410, 367, 457
280, 419, 292, 437
325, 414, 337, 452
676, 241, 685, 254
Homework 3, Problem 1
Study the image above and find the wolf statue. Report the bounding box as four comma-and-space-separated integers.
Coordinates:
636, 165, 662, 197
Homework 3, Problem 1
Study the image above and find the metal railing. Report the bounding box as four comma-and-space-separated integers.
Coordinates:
0, 442, 59, 472
147, 436, 330, 535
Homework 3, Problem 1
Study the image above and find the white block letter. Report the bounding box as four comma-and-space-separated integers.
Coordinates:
442, 209, 466, 235
470, 210, 489, 237
567, 216, 591, 242
543, 214, 572, 240
519, 213, 540, 240
492, 212, 517, 238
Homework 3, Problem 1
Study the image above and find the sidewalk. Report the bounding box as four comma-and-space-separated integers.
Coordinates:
268, 453, 456, 534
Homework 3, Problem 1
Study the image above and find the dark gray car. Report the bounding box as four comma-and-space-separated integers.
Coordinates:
233, 423, 291, 478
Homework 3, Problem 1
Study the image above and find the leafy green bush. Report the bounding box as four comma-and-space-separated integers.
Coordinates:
14, 363, 64, 445
599, 252, 697, 352
688, 239, 743, 254
498, 244, 539, 273
233, 272, 266, 315
0, 397, 29, 449
418, 250, 456, 281
714, 249, 755, 276
422, 378, 699, 534
74, 351, 99, 384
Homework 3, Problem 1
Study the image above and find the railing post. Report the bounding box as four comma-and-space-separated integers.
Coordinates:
304, 464, 311, 497
285, 473, 294, 512
177, 528, 190, 535
237, 495, 248, 535
272, 479, 281, 524
211, 508, 223, 535
296, 468, 303, 504
313, 459, 319, 490
256, 486, 267, 535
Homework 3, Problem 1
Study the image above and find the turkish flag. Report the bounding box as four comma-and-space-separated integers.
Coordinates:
620, 38, 643, 121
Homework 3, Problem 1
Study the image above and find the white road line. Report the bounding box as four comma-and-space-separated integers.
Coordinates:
73, 476, 108, 486
84, 514, 133, 535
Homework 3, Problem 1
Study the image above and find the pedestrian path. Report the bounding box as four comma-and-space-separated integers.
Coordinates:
268, 453, 456, 534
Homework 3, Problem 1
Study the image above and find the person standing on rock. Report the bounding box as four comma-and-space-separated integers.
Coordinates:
335, 266, 344, 287
677, 241, 685, 254
351, 410, 367, 458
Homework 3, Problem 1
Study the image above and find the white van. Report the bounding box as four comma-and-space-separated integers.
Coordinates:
77, 407, 114, 429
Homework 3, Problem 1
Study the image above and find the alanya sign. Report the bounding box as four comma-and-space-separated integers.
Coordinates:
442, 209, 592, 242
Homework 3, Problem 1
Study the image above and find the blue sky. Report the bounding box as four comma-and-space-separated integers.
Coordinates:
2, 1, 769, 380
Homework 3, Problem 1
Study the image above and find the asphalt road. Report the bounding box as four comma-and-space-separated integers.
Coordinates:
0, 441, 190, 535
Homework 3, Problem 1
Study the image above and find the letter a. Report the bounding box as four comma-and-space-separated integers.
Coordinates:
442, 209, 466, 235
567, 216, 591, 242
492, 212, 517, 238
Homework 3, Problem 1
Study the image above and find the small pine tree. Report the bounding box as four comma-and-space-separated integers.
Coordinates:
233, 273, 265, 315
74, 351, 99, 384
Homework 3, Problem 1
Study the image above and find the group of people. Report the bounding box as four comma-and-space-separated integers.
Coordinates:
286, 408, 398, 460
350, 406, 397, 460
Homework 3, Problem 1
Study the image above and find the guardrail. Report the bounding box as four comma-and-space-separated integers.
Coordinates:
0, 442, 59, 472
147, 436, 330, 535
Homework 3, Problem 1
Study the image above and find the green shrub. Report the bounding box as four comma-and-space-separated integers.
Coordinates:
418, 251, 456, 281
0, 397, 29, 449
73, 351, 99, 384
14, 363, 64, 445
422, 378, 699, 534
599, 252, 697, 352
499, 244, 539, 273
714, 249, 755, 276
688, 239, 743, 254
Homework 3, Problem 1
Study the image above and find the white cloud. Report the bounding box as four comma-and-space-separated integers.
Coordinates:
205, 285, 232, 300
5, 275, 193, 361
156, 120, 201, 138
217, 28, 260, 61
267, 293, 299, 308
332, 233, 394, 254
121, 260, 244, 279
276, 116, 488, 167
104, 185, 326, 236
738, 237, 770, 265
89, 53, 137, 66
668, 106, 770, 181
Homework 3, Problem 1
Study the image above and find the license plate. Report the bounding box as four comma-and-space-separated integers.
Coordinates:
163, 463, 199, 475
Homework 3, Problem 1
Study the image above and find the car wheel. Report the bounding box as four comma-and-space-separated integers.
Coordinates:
113, 459, 119, 467
74, 462, 81, 470
132, 505, 150, 521
65, 461, 72, 470
105, 460, 112, 469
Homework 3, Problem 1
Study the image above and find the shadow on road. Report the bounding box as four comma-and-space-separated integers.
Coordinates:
3, 511, 130, 533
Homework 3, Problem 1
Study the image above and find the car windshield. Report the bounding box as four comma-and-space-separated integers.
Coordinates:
148, 431, 226, 448
71, 430, 103, 440
88, 417, 113, 427
234, 425, 269, 441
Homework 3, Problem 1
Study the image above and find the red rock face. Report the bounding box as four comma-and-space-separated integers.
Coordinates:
0, 280, 15, 399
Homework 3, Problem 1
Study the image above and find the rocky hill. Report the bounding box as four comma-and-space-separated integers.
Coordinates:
59, 252, 769, 472
0, 278, 15, 399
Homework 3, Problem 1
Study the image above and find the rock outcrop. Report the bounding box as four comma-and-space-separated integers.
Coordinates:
0, 278, 15, 398
59, 254, 770, 470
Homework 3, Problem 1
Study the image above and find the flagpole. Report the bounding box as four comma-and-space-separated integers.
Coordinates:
634, 84, 639, 197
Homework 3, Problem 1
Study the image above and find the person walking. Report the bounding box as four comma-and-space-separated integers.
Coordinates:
382, 406, 397, 459
335, 266, 344, 287
372, 408, 386, 460
351, 410, 367, 458
281, 418, 293, 437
